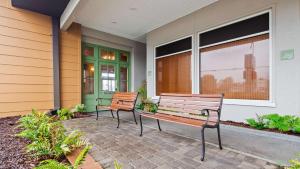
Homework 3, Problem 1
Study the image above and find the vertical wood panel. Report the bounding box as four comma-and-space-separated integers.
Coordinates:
0, 0, 53, 117
60, 23, 82, 108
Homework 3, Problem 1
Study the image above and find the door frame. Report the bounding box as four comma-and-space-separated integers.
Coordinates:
82, 42, 131, 112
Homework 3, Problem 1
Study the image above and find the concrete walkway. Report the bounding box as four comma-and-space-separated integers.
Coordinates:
64, 115, 283, 169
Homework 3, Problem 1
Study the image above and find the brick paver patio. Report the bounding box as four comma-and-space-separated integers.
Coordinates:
64, 116, 280, 169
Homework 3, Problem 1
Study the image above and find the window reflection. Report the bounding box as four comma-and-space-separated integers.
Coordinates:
120, 52, 128, 62
101, 65, 116, 91
83, 47, 94, 57
120, 67, 128, 92
200, 34, 269, 100
83, 63, 94, 94
101, 49, 115, 60
156, 51, 192, 95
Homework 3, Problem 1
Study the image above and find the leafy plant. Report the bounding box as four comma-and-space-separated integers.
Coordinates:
34, 145, 92, 169
58, 108, 74, 120
246, 114, 265, 130
138, 80, 147, 102
17, 110, 87, 159
73, 145, 92, 169
71, 104, 85, 113
143, 99, 158, 113
246, 113, 300, 133
114, 160, 122, 169
34, 159, 71, 169
286, 154, 300, 169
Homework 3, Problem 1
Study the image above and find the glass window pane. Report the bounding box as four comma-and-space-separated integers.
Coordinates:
120, 52, 128, 62
83, 63, 94, 94
83, 47, 94, 57
120, 67, 128, 92
200, 34, 269, 100
101, 64, 116, 91
156, 51, 192, 95
100, 49, 115, 60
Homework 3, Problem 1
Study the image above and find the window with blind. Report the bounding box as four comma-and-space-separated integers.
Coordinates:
199, 12, 270, 100
156, 37, 192, 96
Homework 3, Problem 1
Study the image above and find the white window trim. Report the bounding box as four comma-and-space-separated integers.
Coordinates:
153, 35, 194, 96
198, 9, 274, 107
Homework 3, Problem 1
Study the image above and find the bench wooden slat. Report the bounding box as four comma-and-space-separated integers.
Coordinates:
97, 92, 138, 111
141, 113, 207, 127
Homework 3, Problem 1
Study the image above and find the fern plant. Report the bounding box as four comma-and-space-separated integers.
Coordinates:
17, 110, 87, 159
73, 145, 92, 169
57, 108, 74, 120
34, 159, 71, 169
34, 145, 92, 169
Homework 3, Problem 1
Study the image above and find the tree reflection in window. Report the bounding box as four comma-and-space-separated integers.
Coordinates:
200, 34, 269, 100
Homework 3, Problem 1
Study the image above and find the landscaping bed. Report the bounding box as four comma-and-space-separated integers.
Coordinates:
221, 120, 300, 137
0, 116, 39, 169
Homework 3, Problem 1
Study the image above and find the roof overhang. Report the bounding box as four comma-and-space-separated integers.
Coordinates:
11, 0, 70, 18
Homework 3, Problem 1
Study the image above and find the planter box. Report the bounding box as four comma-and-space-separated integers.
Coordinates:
66, 148, 103, 169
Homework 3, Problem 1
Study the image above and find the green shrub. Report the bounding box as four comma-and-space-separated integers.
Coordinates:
71, 104, 85, 113
34, 145, 92, 169
17, 110, 87, 159
73, 145, 92, 169
286, 154, 300, 169
246, 113, 300, 133
142, 99, 157, 113
246, 114, 266, 130
58, 108, 74, 120
34, 159, 71, 169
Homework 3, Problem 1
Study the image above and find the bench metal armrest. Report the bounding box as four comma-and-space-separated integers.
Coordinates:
202, 108, 220, 126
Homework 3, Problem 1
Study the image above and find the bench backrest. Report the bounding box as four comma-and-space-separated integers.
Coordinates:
111, 92, 138, 110
157, 93, 224, 124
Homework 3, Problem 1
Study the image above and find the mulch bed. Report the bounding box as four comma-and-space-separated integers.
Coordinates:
221, 120, 300, 137
0, 116, 39, 169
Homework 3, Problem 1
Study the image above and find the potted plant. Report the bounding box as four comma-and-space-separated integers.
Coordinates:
71, 104, 86, 118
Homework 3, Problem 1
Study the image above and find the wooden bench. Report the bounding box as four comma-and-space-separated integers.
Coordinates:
96, 92, 139, 128
139, 93, 224, 161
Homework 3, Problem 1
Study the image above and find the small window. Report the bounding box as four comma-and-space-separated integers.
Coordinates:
100, 49, 115, 60
199, 12, 270, 100
83, 63, 94, 94
83, 47, 94, 57
101, 64, 116, 91
120, 52, 128, 62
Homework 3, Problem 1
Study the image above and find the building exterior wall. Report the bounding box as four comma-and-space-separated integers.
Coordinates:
81, 27, 146, 91
0, 0, 54, 117
146, 0, 300, 122
60, 23, 82, 108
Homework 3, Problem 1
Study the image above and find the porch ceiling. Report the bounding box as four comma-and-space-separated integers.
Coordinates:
63, 0, 218, 43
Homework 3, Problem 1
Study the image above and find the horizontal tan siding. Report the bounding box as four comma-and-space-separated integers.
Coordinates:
60, 23, 82, 109
0, 0, 53, 117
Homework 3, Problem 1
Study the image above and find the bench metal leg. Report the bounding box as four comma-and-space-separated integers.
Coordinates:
96, 106, 99, 120
157, 119, 162, 131
217, 125, 222, 150
132, 110, 138, 125
201, 127, 206, 161
110, 110, 115, 118
116, 110, 120, 128
139, 115, 143, 136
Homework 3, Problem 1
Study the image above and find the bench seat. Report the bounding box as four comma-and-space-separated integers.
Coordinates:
139, 93, 224, 161
96, 92, 138, 128
141, 113, 207, 127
